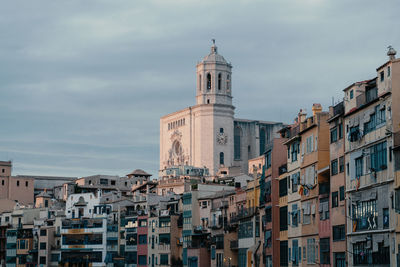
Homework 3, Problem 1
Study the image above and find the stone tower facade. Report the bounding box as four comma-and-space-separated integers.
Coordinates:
160, 42, 283, 176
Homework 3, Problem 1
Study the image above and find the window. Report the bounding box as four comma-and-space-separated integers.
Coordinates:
207, 73, 211, 90
280, 206, 288, 231
279, 177, 288, 197
51, 254, 59, 262
320, 238, 330, 264
265, 150, 271, 169
138, 255, 147, 265
159, 233, 170, 244
388, 66, 391, 76
302, 202, 311, 225
332, 191, 338, 208
219, 152, 224, 165
264, 230, 272, 247
330, 127, 338, 143
219, 128, 223, 133
100, 179, 108, 185
380, 71, 384, 81
370, 141, 387, 172
234, 127, 241, 160
280, 241, 288, 266
17, 180, 19, 186
352, 199, 377, 231
40, 257, 46, 265
339, 156, 344, 173
40, 242, 46, 250
331, 159, 338, 176
334, 252, 345, 267
111, 180, 116, 185
291, 204, 298, 227
40, 229, 47, 236
332, 225, 345, 241
218, 73, 221, 90
291, 141, 299, 162
307, 238, 316, 264
364, 105, 385, 134
25, 181, 28, 187
139, 234, 147, 244
349, 125, 360, 142
383, 208, 389, 228
319, 198, 329, 220
238, 219, 253, 239
160, 254, 168, 265
291, 172, 299, 193
19, 239, 26, 249
350, 89, 354, 99
338, 123, 343, 139
306, 135, 314, 154
355, 156, 363, 178
1, 180, 4, 186
339, 186, 345, 201
265, 206, 272, 222
292, 239, 299, 266
226, 74, 230, 91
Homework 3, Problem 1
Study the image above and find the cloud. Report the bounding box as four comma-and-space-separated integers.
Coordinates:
1, 0, 399, 177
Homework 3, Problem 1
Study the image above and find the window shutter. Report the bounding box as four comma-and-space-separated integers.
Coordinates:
300, 175, 304, 185
315, 136, 318, 150
310, 135, 314, 152
289, 247, 291, 263
302, 143, 305, 155
365, 154, 371, 173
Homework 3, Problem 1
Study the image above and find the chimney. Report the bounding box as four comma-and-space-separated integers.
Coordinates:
312, 103, 322, 116
387, 45, 397, 61
298, 109, 307, 123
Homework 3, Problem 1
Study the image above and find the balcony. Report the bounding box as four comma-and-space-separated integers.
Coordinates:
62, 218, 103, 229
230, 240, 238, 250
237, 207, 256, 219
158, 244, 170, 251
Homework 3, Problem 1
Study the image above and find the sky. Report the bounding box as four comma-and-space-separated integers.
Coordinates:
1, 0, 399, 178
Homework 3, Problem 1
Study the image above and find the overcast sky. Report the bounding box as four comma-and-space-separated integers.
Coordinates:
1, 0, 399, 178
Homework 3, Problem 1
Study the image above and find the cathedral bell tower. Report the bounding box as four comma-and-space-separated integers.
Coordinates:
196, 40, 233, 106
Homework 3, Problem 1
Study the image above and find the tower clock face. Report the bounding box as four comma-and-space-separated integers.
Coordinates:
216, 133, 227, 145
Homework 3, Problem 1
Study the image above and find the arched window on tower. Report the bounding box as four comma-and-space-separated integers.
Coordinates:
234, 126, 242, 160
218, 73, 222, 90
199, 74, 202, 91
260, 128, 266, 155
207, 73, 212, 91
227, 74, 230, 91
220, 152, 224, 165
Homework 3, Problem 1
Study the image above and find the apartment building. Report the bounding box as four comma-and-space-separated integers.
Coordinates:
281, 118, 302, 267
328, 101, 347, 266
297, 104, 330, 266
344, 50, 397, 266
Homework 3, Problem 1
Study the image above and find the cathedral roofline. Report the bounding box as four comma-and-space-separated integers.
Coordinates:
234, 118, 286, 126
